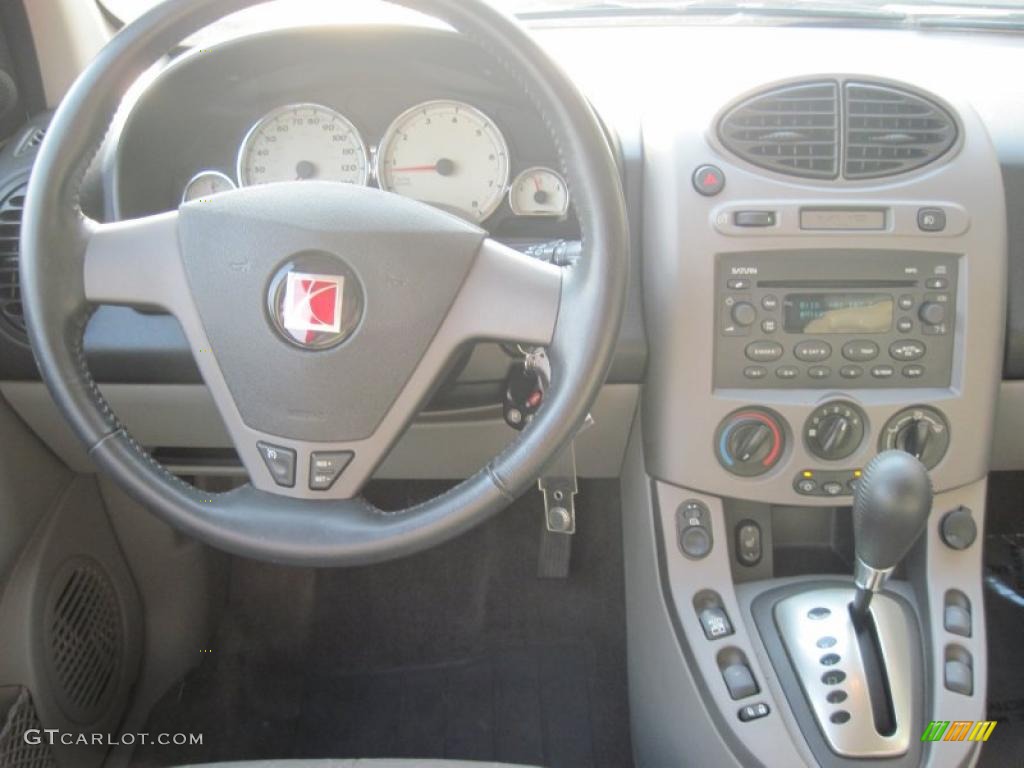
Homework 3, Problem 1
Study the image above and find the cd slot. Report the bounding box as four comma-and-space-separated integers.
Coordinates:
757, 279, 917, 289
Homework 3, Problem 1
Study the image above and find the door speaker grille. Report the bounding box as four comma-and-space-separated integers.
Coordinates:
44, 558, 123, 724
0, 688, 57, 768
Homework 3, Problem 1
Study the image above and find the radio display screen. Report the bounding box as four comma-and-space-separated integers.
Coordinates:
783, 293, 894, 334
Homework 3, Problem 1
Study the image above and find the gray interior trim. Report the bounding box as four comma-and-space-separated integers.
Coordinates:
991, 379, 1024, 470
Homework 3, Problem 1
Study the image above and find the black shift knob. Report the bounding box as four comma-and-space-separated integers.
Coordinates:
853, 450, 933, 572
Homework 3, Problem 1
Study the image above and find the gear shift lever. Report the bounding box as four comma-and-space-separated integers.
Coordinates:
850, 450, 932, 624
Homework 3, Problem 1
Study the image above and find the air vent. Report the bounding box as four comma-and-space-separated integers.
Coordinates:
14, 126, 46, 157
44, 559, 123, 724
0, 183, 26, 339
843, 83, 957, 179
718, 81, 839, 180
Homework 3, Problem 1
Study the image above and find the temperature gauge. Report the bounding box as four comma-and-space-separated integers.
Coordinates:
509, 166, 569, 217
182, 170, 236, 204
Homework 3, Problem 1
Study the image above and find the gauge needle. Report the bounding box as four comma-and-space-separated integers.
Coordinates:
392, 158, 457, 176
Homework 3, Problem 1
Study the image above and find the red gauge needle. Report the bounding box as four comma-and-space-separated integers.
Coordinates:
391, 158, 457, 176
534, 175, 543, 192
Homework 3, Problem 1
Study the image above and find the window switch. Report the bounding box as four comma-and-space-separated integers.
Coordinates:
722, 663, 759, 700
945, 659, 973, 696
944, 604, 971, 638
698, 606, 734, 640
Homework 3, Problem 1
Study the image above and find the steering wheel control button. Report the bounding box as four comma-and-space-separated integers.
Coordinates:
715, 407, 786, 477
309, 451, 354, 491
738, 703, 771, 723
677, 500, 713, 559
257, 442, 297, 488
693, 164, 725, 196
804, 401, 866, 461
917, 207, 947, 232
745, 341, 784, 362
794, 340, 832, 363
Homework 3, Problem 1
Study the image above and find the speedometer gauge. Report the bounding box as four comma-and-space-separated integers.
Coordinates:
237, 103, 368, 188
377, 100, 510, 221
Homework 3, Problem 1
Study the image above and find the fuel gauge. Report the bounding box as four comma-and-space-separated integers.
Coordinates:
182, 170, 236, 204
509, 166, 569, 217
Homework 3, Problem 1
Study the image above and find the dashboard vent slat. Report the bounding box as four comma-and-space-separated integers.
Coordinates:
718, 81, 839, 179
0, 184, 27, 339
843, 82, 957, 179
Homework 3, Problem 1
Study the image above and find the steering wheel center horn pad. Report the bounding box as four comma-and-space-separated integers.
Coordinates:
19, 0, 628, 566
180, 181, 484, 443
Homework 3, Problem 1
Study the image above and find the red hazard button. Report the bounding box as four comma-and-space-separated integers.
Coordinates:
693, 164, 725, 196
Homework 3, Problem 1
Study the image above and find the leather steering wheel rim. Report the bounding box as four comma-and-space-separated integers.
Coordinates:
19, 0, 629, 566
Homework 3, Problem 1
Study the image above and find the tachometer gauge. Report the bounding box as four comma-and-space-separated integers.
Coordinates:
181, 170, 236, 203
237, 103, 368, 187
509, 166, 569, 217
377, 100, 510, 221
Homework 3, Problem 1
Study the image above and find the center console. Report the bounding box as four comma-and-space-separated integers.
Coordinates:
626, 73, 1005, 768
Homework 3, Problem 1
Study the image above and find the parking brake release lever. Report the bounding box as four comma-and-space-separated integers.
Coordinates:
850, 450, 932, 625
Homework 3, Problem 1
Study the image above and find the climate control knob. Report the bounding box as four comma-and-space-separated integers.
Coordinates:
879, 405, 950, 469
804, 401, 866, 461
716, 407, 786, 477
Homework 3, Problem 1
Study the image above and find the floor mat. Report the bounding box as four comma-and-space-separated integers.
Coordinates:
978, 473, 1024, 767
132, 480, 632, 768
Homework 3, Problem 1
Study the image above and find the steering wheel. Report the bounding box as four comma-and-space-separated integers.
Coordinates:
20, 0, 628, 566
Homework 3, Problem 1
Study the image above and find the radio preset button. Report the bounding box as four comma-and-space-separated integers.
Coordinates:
841, 341, 879, 362
761, 295, 779, 311
890, 340, 926, 362
871, 365, 895, 379
808, 366, 831, 380
730, 301, 757, 327
794, 340, 832, 363
775, 366, 799, 380
897, 317, 914, 333
839, 365, 863, 379
745, 341, 784, 362
902, 364, 925, 379
743, 366, 768, 380
898, 295, 915, 311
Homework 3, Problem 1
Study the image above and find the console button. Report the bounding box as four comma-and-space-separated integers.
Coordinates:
794, 340, 832, 363
698, 606, 734, 640
693, 164, 725, 196
738, 702, 770, 722
945, 658, 973, 696
735, 210, 776, 227
808, 366, 831, 380
902, 364, 925, 379
822, 481, 844, 496
944, 605, 972, 638
761, 319, 777, 334
257, 442, 296, 488
897, 317, 914, 333
745, 341, 784, 362
941, 507, 978, 551
727, 278, 751, 290
926, 277, 949, 290
761, 295, 779, 311
839, 365, 863, 379
731, 301, 757, 327
871, 364, 895, 379
743, 366, 768, 380
918, 207, 947, 232
680, 526, 712, 559
842, 340, 879, 362
775, 366, 799, 380
736, 521, 762, 566
309, 451, 354, 491
898, 294, 915, 310
796, 478, 817, 494
722, 663, 759, 700
889, 340, 926, 362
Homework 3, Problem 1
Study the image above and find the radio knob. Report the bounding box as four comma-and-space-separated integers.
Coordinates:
731, 301, 757, 327
918, 301, 946, 326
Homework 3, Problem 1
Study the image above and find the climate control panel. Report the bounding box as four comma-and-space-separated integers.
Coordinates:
714, 407, 786, 477
714, 250, 957, 390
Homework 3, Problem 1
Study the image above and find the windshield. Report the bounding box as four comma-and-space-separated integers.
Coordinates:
99, 0, 1024, 34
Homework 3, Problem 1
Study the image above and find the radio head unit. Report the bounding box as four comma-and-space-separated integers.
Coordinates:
714, 250, 957, 389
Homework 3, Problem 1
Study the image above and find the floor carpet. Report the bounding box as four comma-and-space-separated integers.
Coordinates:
132, 480, 632, 768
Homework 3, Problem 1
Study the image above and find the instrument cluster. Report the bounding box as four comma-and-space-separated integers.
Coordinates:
181, 99, 570, 223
